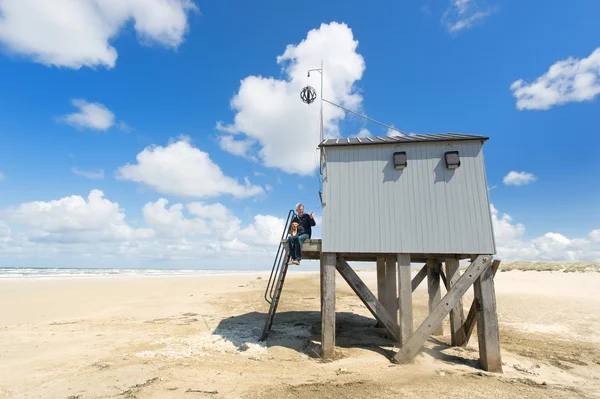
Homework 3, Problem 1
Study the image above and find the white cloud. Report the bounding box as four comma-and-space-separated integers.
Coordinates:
141, 198, 285, 255
503, 171, 537, 186
357, 128, 371, 138
60, 99, 115, 131
0, 0, 197, 69
4, 189, 153, 243
218, 135, 257, 161
0, 171, 4, 180
117, 137, 264, 199
491, 204, 600, 261
386, 127, 406, 137
510, 47, 600, 111
490, 204, 525, 243
442, 0, 496, 33
239, 215, 286, 247
217, 22, 366, 176
72, 167, 105, 180
142, 198, 208, 237
1, 192, 287, 264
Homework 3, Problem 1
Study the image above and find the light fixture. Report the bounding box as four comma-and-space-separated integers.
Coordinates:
393, 151, 407, 170
445, 151, 460, 169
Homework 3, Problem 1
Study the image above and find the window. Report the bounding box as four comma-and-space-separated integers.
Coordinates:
393, 151, 407, 170
444, 151, 460, 169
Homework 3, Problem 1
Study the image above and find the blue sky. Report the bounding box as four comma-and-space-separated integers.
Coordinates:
0, 0, 599, 268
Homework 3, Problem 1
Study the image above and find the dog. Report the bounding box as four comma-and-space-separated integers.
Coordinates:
288, 222, 301, 265
290, 222, 299, 237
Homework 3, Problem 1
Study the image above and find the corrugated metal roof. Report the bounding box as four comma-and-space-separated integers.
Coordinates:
318, 133, 489, 147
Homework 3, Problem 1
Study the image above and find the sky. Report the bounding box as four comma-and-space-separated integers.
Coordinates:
0, 0, 599, 269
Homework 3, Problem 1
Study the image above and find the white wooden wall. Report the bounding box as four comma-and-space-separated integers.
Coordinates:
321, 140, 496, 254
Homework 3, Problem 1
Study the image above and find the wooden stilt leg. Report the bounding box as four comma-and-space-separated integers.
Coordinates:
427, 259, 444, 336
474, 262, 503, 372
393, 255, 492, 364
321, 253, 336, 359
397, 253, 413, 346
375, 256, 386, 328
385, 256, 398, 326
336, 257, 400, 342
446, 258, 467, 346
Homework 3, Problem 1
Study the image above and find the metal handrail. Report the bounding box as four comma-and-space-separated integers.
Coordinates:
264, 209, 296, 304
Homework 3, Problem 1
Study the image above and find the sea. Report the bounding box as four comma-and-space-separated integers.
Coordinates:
0, 267, 269, 279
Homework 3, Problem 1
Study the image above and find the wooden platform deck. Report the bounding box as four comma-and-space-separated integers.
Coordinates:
281, 239, 474, 263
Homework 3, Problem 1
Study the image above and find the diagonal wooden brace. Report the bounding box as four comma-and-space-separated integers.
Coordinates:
336, 257, 401, 342
459, 259, 501, 346
392, 255, 493, 364
411, 264, 427, 292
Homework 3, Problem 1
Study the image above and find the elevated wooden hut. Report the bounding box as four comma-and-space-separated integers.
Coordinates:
262, 133, 502, 372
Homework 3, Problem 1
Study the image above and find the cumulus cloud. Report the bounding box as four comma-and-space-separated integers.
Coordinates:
239, 215, 286, 247
1, 192, 287, 264
386, 127, 407, 137
442, 0, 496, 33
511, 47, 600, 110
5, 189, 153, 243
503, 171, 537, 186
72, 167, 105, 180
491, 204, 599, 261
356, 128, 371, 138
0, 0, 197, 69
217, 22, 366, 176
116, 137, 264, 199
218, 135, 257, 161
139, 198, 286, 256
60, 99, 115, 131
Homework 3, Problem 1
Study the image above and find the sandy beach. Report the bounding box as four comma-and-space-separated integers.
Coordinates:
1, 267, 600, 398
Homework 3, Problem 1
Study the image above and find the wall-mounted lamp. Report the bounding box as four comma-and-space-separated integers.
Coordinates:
393, 151, 407, 170
444, 151, 460, 169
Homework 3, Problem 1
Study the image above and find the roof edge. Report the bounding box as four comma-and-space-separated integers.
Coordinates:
318, 133, 489, 148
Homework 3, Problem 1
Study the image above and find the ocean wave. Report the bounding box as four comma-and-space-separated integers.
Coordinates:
0, 267, 262, 279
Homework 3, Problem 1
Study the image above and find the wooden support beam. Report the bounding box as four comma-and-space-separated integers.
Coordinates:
474, 262, 503, 372
320, 253, 336, 359
445, 258, 467, 346
385, 256, 398, 326
393, 255, 493, 364
376, 256, 386, 312
427, 259, 444, 336
439, 268, 449, 291
460, 260, 501, 346
411, 264, 427, 292
336, 257, 401, 342
397, 254, 413, 346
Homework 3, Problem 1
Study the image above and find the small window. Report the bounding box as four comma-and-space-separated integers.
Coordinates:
445, 151, 460, 169
393, 151, 407, 170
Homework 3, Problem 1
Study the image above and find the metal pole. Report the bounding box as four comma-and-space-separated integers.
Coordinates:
320, 59, 324, 144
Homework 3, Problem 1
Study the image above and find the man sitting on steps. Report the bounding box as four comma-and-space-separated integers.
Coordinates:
287, 203, 316, 265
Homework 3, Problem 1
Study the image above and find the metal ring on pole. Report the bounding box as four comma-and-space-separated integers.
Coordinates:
300, 85, 317, 105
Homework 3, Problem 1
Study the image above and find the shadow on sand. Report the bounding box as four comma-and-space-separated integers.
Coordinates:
213, 310, 395, 360
212, 310, 474, 365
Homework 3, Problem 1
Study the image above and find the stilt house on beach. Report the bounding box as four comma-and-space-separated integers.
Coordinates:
262, 133, 503, 373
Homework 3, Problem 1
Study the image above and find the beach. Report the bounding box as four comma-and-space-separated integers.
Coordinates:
1, 266, 600, 398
